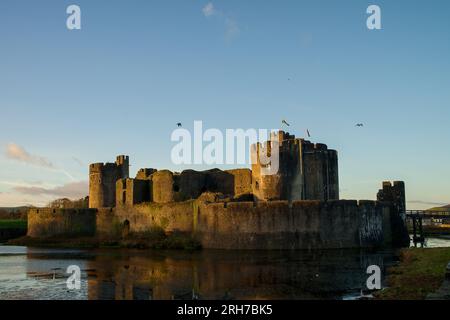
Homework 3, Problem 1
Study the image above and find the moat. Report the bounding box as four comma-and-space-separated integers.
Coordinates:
1, 238, 448, 300
0, 247, 407, 300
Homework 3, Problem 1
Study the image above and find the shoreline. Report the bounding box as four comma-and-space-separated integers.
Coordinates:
6, 234, 201, 250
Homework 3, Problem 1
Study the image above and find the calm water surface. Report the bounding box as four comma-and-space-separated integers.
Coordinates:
0, 237, 448, 300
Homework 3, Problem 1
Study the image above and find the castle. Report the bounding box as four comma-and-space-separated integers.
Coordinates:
89, 131, 339, 208
27, 131, 410, 249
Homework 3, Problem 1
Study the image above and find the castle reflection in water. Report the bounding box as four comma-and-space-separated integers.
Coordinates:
74, 249, 396, 300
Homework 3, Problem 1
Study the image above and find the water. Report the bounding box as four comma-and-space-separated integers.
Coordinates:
421, 236, 450, 248
0, 237, 449, 300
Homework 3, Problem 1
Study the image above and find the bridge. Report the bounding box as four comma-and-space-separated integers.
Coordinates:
405, 210, 450, 246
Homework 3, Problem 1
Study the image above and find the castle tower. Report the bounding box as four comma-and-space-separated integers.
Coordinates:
302, 142, 339, 201
377, 181, 406, 220
251, 131, 339, 201
89, 155, 130, 208
377, 181, 409, 247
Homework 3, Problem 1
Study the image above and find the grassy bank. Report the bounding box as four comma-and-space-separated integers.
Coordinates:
376, 247, 450, 299
0, 219, 27, 229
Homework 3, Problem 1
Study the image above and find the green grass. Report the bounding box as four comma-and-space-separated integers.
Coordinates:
376, 248, 450, 300
0, 219, 27, 229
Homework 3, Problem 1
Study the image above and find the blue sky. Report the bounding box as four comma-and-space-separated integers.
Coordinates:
0, 0, 449, 208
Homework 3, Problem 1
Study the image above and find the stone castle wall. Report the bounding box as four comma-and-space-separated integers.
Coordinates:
26, 197, 404, 250
27, 208, 97, 238
196, 200, 387, 249
96, 201, 196, 238
94, 199, 394, 249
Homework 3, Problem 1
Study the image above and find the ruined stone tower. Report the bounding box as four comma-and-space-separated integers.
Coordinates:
377, 181, 409, 247
251, 131, 339, 201
377, 181, 406, 219
89, 155, 129, 208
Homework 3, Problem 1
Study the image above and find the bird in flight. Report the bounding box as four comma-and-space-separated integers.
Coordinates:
355, 123, 364, 127
281, 120, 290, 127
177, 123, 182, 127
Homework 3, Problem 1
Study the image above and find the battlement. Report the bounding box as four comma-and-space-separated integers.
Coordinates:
89, 162, 104, 171
89, 161, 123, 172
251, 132, 336, 156
116, 155, 128, 163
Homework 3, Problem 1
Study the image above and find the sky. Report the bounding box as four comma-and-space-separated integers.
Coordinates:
0, 0, 449, 209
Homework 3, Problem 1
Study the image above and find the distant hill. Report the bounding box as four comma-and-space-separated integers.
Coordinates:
0, 206, 30, 211
428, 204, 450, 211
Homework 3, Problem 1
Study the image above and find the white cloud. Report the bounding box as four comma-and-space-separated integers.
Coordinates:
202, 3, 240, 41
13, 180, 88, 199
4, 143, 77, 181
0, 180, 48, 189
5, 143, 55, 168
202, 2, 216, 17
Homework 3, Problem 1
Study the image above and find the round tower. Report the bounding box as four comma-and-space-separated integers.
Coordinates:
251, 140, 284, 200
89, 163, 104, 208
89, 155, 130, 208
